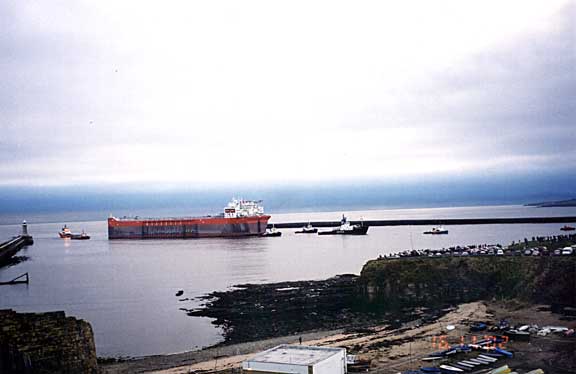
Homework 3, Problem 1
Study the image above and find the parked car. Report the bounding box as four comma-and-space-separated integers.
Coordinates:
496, 249, 504, 256
561, 247, 573, 256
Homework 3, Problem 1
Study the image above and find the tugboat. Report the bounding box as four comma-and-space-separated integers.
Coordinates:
58, 225, 73, 238
318, 215, 369, 235
560, 225, 575, 231
423, 227, 449, 235
71, 230, 91, 240
295, 223, 318, 234
262, 225, 282, 237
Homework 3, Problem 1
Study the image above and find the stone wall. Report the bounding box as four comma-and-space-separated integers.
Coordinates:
0, 309, 98, 374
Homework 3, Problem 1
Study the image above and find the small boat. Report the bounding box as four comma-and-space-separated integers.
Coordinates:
439, 364, 464, 373
468, 358, 489, 365
478, 354, 498, 362
318, 215, 369, 235
295, 223, 318, 234
455, 362, 475, 368
71, 230, 90, 240
449, 363, 472, 371
560, 225, 575, 231
469, 322, 487, 332
58, 225, 73, 238
421, 368, 442, 373
493, 348, 513, 358
424, 226, 449, 235
262, 226, 282, 237
504, 329, 530, 341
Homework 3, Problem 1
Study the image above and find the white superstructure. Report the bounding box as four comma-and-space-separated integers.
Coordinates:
224, 199, 265, 218
242, 345, 347, 374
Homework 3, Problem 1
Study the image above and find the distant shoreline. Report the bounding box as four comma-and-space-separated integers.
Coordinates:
525, 198, 576, 207
2, 203, 576, 226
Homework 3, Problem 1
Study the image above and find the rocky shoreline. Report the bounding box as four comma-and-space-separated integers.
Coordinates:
99, 236, 575, 373
183, 274, 451, 346
101, 300, 576, 374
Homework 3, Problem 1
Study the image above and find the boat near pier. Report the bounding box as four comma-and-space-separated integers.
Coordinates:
424, 226, 449, 235
295, 223, 318, 234
318, 215, 369, 235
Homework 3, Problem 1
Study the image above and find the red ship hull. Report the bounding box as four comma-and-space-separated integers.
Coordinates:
108, 215, 271, 239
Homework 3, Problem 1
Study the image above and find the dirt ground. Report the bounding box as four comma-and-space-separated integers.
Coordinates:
100, 301, 575, 374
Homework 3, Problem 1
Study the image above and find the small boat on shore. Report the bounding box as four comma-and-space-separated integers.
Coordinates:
504, 329, 530, 341
318, 215, 369, 235
560, 225, 575, 231
424, 227, 449, 235
295, 223, 318, 234
262, 226, 282, 237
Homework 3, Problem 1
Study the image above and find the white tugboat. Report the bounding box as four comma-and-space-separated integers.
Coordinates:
295, 223, 318, 234
262, 225, 282, 237
423, 226, 449, 235
318, 215, 369, 235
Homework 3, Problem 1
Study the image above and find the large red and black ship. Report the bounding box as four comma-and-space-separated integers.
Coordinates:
108, 199, 270, 239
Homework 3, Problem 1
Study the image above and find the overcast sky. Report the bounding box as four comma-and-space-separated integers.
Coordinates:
1, 0, 574, 188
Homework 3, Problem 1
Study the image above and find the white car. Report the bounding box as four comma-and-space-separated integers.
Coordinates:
561, 247, 573, 256
496, 249, 504, 256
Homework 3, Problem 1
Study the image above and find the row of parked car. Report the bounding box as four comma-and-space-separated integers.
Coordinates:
519, 245, 575, 256
383, 244, 575, 259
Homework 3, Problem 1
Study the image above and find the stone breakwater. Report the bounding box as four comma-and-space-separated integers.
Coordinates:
0, 309, 98, 374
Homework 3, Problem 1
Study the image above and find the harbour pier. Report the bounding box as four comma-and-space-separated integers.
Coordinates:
0, 221, 34, 267
268, 216, 576, 229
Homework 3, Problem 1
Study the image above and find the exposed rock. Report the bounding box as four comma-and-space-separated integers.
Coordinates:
0, 309, 98, 374
189, 256, 575, 346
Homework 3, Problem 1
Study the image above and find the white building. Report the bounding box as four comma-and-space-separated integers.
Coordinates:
242, 345, 347, 374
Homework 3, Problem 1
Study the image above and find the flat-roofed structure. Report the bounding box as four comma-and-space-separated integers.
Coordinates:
242, 344, 347, 374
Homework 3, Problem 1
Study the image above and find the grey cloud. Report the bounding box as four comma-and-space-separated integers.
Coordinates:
352, 4, 576, 164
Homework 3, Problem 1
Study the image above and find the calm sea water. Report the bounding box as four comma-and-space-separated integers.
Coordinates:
0, 205, 575, 357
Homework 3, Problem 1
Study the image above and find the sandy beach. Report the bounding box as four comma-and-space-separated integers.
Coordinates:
101, 300, 575, 373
